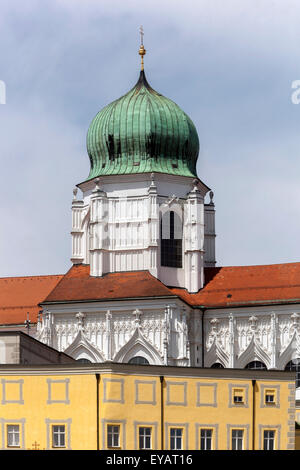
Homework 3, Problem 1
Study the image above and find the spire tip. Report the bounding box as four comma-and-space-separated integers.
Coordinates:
139, 25, 146, 71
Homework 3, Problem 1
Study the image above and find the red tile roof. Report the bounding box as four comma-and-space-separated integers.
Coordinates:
0, 274, 63, 324
42, 264, 175, 304
1, 262, 300, 327
171, 263, 300, 308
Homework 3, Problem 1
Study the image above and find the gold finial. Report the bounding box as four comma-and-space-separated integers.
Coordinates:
139, 25, 146, 71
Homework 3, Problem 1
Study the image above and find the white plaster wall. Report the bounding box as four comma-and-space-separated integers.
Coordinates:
37, 298, 200, 367
204, 304, 300, 371
71, 173, 210, 292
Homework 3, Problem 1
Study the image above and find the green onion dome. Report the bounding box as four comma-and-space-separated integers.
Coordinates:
86, 71, 199, 179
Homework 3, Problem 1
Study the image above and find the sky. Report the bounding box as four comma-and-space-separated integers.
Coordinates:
0, 0, 300, 277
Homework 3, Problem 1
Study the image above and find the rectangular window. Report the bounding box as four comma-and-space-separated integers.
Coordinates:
170, 428, 183, 450
233, 388, 244, 404
265, 391, 275, 404
139, 427, 152, 450
231, 429, 243, 450
233, 395, 243, 403
7, 425, 20, 448
52, 425, 65, 448
263, 430, 275, 450
107, 425, 120, 448
200, 429, 212, 450
161, 211, 183, 268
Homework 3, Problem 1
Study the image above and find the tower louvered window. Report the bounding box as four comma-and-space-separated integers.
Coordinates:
161, 211, 182, 268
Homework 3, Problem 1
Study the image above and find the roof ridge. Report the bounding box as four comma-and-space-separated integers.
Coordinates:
0, 274, 64, 281
213, 261, 300, 269
203, 284, 300, 293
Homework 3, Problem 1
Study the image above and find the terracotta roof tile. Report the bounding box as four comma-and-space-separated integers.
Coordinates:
2, 262, 300, 326
0, 274, 63, 324
42, 265, 175, 304
171, 263, 300, 307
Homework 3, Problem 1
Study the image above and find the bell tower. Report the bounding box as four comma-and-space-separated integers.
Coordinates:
70, 35, 215, 293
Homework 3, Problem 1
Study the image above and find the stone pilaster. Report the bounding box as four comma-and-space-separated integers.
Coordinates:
90, 179, 108, 277
184, 180, 205, 293
71, 188, 84, 264
148, 173, 159, 278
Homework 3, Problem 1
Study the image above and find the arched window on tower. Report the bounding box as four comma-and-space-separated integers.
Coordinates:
285, 360, 300, 388
245, 361, 267, 370
161, 211, 182, 268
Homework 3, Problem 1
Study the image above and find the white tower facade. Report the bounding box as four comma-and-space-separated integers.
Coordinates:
71, 173, 212, 293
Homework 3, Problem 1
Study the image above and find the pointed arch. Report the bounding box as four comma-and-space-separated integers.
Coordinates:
64, 330, 105, 363
204, 336, 229, 368
278, 330, 299, 370
237, 335, 271, 369
113, 328, 163, 365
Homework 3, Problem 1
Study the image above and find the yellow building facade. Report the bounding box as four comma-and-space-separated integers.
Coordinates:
0, 363, 295, 450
